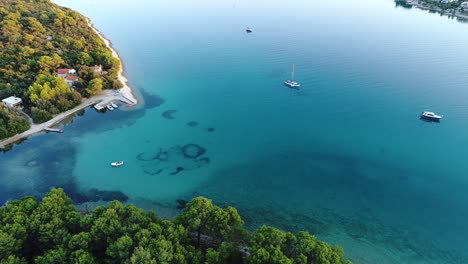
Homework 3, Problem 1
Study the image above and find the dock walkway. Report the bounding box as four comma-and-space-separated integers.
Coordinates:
0, 90, 136, 149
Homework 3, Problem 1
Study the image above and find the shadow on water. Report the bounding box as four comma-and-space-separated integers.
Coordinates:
0, 133, 130, 205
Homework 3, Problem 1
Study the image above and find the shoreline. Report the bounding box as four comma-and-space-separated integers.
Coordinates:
0, 91, 132, 150
0, 17, 140, 150
403, 1, 468, 21
85, 18, 141, 106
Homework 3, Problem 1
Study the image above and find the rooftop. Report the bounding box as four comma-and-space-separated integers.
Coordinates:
2, 96, 22, 104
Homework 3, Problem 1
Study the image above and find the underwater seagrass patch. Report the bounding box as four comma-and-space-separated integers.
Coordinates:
181, 144, 206, 159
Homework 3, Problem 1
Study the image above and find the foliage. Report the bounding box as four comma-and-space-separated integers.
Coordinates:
0, 189, 352, 264
28, 74, 81, 122
0, 103, 30, 140
85, 78, 103, 97
0, 0, 121, 123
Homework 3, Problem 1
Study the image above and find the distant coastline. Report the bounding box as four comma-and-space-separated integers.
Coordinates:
0, 17, 139, 150
397, 0, 468, 21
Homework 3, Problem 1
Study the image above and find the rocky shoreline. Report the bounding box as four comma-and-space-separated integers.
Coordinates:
397, 0, 468, 22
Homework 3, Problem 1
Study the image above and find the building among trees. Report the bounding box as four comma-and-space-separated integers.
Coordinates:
1, 96, 23, 108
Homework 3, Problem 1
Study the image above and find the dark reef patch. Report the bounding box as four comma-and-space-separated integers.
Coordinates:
187, 121, 199, 127
137, 152, 156, 161
144, 168, 163, 176
162, 110, 178, 119
139, 89, 165, 109
199, 157, 210, 164
207, 128, 216, 132
138, 143, 210, 176
155, 149, 169, 161
170, 167, 184, 175
64, 184, 129, 204
181, 144, 206, 159
176, 199, 188, 209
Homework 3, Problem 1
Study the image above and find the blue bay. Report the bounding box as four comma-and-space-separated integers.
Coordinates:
1, 0, 468, 263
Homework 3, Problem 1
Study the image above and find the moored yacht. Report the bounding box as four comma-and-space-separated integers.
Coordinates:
284, 64, 301, 89
420, 111, 442, 122
284, 80, 301, 88
106, 105, 114, 111
246, 27, 252, 33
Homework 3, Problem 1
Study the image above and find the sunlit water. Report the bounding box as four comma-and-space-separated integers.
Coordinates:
1, 0, 468, 263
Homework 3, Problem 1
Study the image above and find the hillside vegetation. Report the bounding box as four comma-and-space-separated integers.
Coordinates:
0, 103, 30, 139
0, 0, 121, 128
0, 189, 352, 264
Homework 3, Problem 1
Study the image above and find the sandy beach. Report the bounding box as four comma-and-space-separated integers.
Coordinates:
0, 18, 139, 150
86, 18, 139, 105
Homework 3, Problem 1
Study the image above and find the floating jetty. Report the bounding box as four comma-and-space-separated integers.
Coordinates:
44, 128, 63, 133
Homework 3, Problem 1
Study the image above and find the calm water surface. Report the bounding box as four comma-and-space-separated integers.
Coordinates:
2, 0, 468, 263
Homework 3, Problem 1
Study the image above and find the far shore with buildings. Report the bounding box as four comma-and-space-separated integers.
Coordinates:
399, 0, 468, 20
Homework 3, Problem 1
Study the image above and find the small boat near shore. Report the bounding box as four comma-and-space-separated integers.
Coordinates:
94, 104, 104, 111
111, 103, 118, 109
246, 27, 252, 33
106, 105, 114, 111
111, 161, 124, 167
420, 111, 442, 122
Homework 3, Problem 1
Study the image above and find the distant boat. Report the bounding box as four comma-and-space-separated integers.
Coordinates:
111, 103, 118, 109
284, 64, 301, 88
420, 111, 443, 122
106, 105, 114, 111
111, 161, 124, 167
246, 27, 252, 33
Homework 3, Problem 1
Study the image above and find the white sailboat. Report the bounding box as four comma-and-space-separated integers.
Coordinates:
284, 64, 301, 88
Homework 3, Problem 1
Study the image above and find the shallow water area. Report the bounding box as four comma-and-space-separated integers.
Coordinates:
1, 0, 468, 263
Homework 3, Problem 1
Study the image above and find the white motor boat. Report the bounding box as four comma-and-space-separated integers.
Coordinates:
111, 161, 124, 167
106, 105, 114, 111
111, 103, 118, 108
420, 111, 443, 122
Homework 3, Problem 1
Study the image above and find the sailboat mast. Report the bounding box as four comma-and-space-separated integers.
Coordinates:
292, 64, 295, 81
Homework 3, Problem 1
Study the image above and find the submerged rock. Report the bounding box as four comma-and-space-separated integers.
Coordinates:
207, 127, 216, 132
181, 144, 206, 159
72, 188, 129, 203
176, 199, 188, 209
137, 152, 156, 161
170, 167, 184, 175
155, 149, 169, 161
162, 109, 177, 119
187, 121, 199, 127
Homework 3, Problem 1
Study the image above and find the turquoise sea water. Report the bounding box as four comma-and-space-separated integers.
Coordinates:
2, 0, 468, 262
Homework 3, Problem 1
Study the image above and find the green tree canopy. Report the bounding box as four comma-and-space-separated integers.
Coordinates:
0, 189, 352, 264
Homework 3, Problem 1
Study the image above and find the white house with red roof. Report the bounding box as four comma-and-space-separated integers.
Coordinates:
65, 75, 79, 87
57, 68, 76, 78
56, 68, 78, 87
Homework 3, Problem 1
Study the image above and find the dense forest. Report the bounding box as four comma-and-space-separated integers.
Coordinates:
0, 0, 121, 129
0, 103, 30, 139
0, 189, 352, 264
